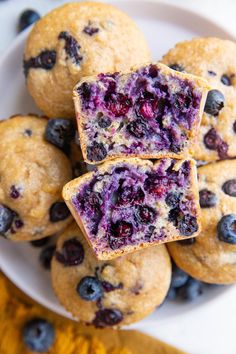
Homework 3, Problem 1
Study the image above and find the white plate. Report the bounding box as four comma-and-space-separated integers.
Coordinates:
0, 0, 235, 330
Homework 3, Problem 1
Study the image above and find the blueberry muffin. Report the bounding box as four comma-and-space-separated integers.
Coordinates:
63, 157, 200, 260
168, 159, 236, 284
0, 115, 72, 241
24, 2, 151, 118
51, 222, 171, 327
162, 37, 236, 162
74, 62, 210, 164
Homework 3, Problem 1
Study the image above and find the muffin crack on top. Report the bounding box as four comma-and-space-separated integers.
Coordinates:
23, 2, 151, 118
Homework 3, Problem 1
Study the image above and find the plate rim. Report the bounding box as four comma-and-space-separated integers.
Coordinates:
0, 0, 235, 69
0, 0, 235, 327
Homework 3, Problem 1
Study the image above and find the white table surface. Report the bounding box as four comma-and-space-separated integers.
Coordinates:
1, 1, 236, 354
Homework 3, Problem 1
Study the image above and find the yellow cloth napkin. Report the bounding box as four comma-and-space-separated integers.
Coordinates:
0, 273, 185, 354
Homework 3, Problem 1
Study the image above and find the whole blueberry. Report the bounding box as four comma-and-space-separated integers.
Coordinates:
49, 202, 70, 222
55, 238, 84, 266
233, 121, 236, 133
105, 93, 131, 117
221, 74, 232, 86
178, 214, 198, 236
93, 308, 123, 328
166, 286, 177, 301
22, 318, 55, 352
97, 115, 112, 128
222, 179, 236, 197
148, 64, 158, 78
178, 237, 196, 246
109, 236, 126, 250
30, 237, 49, 248
111, 220, 133, 238
73, 161, 88, 178
165, 192, 181, 208
217, 214, 236, 244
203, 128, 219, 150
116, 185, 134, 206
171, 264, 189, 288
45, 118, 75, 152
136, 98, 157, 120
204, 89, 225, 116
0, 204, 14, 235
76, 276, 103, 301
133, 187, 145, 205
18, 9, 40, 33
87, 142, 107, 162
177, 278, 203, 301
217, 141, 228, 159
39, 245, 56, 270
135, 205, 157, 224
116, 185, 145, 207
199, 189, 217, 208
203, 128, 228, 159
169, 63, 185, 72
127, 119, 148, 139
86, 191, 103, 212
77, 82, 91, 103
168, 207, 181, 226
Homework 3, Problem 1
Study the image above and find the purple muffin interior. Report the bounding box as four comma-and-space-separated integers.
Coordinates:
77, 64, 202, 162
71, 159, 199, 255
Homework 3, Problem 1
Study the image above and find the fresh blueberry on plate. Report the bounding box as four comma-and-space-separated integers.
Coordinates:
45, 118, 75, 153
49, 202, 70, 222
171, 264, 189, 288
0, 204, 14, 235
18, 9, 40, 33
166, 286, 177, 301
177, 278, 203, 301
22, 318, 55, 352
